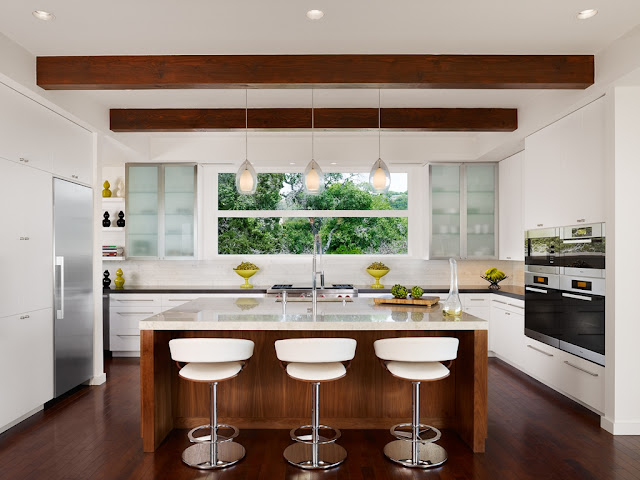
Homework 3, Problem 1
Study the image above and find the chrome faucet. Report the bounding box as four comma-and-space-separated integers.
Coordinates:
311, 232, 324, 318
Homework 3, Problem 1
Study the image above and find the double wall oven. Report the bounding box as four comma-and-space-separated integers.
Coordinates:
524, 223, 605, 366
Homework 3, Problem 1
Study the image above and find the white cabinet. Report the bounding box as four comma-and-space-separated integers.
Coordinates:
49, 113, 93, 184
0, 83, 52, 172
0, 308, 53, 431
0, 82, 92, 184
109, 294, 163, 356
524, 97, 605, 230
498, 152, 524, 260
490, 297, 525, 366
0, 158, 53, 319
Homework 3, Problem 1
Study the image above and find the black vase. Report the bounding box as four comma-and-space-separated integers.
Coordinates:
116, 211, 125, 227
103, 270, 111, 289
102, 211, 111, 227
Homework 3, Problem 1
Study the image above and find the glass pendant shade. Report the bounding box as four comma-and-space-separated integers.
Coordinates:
369, 158, 391, 193
303, 160, 324, 195
235, 160, 257, 195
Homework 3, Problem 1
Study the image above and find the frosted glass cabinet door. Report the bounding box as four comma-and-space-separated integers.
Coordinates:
430, 165, 461, 258
163, 165, 196, 258
466, 164, 496, 258
127, 166, 159, 257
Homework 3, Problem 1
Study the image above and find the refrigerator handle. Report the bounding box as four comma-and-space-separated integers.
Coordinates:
56, 256, 65, 319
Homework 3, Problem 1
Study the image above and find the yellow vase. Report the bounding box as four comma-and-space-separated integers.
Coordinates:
367, 268, 390, 289
102, 180, 112, 198
114, 268, 125, 289
234, 269, 258, 289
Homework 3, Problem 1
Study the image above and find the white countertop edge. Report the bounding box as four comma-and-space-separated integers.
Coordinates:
139, 321, 488, 331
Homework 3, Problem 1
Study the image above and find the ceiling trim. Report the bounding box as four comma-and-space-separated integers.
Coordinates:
37, 55, 594, 90
109, 108, 518, 132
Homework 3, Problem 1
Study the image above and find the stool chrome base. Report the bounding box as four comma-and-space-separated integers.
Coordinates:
283, 442, 347, 470
383, 440, 447, 469
182, 442, 246, 470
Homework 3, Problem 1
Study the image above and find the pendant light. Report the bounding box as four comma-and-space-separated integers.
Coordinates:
303, 90, 325, 195
235, 90, 257, 195
369, 89, 391, 193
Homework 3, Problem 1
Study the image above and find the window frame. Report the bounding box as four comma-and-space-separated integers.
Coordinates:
202, 164, 426, 259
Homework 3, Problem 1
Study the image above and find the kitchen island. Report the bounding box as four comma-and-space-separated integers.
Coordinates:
139, 297, 488, 453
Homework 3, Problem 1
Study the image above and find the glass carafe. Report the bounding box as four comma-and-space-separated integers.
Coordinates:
442, 258, 462, 316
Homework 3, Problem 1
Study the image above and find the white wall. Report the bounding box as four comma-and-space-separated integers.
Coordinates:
602, 85, 640, 435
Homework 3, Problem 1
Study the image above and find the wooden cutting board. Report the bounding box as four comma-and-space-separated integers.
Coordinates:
374, 295, 440, 306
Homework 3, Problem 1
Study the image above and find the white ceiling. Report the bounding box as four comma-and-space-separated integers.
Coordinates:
1, 0, 639, 162
1, 0, 638, 56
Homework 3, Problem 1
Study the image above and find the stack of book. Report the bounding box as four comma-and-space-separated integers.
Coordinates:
102, 246, 124, 258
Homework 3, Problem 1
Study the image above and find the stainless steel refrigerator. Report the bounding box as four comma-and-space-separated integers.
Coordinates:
53, 178, 94, 397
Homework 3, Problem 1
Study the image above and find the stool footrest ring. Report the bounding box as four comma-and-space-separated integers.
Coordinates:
188, 424, 239, 444
390, 423, 441, 444
290, 425, 341, 445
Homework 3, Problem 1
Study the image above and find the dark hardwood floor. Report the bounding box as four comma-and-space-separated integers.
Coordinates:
1, 357, 638, 480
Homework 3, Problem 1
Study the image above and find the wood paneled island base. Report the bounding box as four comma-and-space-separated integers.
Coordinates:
140, 328, 487, 453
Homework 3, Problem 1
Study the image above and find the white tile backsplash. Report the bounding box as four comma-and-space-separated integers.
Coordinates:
105, 257, 524, 288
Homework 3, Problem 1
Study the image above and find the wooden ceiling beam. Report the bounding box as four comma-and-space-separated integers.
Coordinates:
109, 108, 518, 132
37, 55, 593, 90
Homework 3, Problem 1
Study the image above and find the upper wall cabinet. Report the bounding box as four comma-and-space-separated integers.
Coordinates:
126, 164, 197, 259
524, 97, 605, 230
430, 163, 497, 259
499, 152, 524, 261
0, 82, 93, 185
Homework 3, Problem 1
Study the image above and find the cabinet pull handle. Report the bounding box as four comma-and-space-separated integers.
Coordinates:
115, 299, 155, 302
470, 298, 485, 302
505, 312, 511, 316
24, 237, 29, 240
562, 292, 592, 302
493, 300, 507, 305
511, 304, 525, 309
526, 287, 547, 294
19, 157, 29, 163
72, 175, 78, 179
117, 312, 155, 315
564, 360, 598, 377
116, 334, 140, 337
167, 298, 197, 302
19, 315, 30, 319
576, 219, 586, 223
527, 344, 553, 357
537, 223, 543, 227
506, 256, 512, 259
19, 236, 25, 240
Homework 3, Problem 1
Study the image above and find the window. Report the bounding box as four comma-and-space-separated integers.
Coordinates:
216, 172, 409, 255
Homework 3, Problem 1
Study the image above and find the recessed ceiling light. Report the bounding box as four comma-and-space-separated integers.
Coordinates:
577, 9, 598, 20
330, 162, 337, 165
32, 10, 55, 21
289, 162, 296, 165
306, 10, 324, 20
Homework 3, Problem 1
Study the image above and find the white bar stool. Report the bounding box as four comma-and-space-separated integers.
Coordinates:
169, 337, 254, 470
275, 337, 357, 470
373, 336, 459, 469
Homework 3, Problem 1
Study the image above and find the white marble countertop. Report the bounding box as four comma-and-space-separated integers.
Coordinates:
139, 296, 488, 331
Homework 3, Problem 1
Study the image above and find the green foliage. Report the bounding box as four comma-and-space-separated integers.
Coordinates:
217, 172, 409, 255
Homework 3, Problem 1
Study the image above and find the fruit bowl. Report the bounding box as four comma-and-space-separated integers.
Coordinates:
367, 268, 390, 289
481, 275, 508, 290
234, 269, 259, 289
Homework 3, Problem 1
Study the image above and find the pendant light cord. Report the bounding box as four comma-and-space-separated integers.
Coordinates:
311, 89, 315, 162
245, 89, 248, 162
378, 89, 381, 162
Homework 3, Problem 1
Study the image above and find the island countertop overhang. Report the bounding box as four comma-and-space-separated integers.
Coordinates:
138, 297, 488, 331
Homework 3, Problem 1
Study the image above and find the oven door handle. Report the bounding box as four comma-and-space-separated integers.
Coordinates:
525, 287, 548, 294
562, 292, 593, 301
562, 239, 592, 244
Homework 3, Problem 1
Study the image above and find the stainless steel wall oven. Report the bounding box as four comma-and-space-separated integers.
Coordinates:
524, 223, 605, 366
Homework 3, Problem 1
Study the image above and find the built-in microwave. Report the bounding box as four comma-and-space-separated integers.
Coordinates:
558, 223, 605, 270
524, 228, 559, 267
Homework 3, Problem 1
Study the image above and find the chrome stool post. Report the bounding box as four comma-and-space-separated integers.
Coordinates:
275, 337, 357, 470
374, 337, 459, 469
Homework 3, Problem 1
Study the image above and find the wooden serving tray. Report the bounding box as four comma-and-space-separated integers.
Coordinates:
374, 295, 440, 306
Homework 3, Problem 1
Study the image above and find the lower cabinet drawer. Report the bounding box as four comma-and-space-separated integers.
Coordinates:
109, 333, 140, 352
522, 337, 560, 386
557, 351, 604, 412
